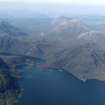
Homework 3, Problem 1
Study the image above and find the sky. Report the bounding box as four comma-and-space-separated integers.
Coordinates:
0, 0, 105, 17
0, 0, 105, 6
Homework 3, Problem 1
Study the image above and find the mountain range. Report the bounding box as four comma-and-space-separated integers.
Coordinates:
1, 16, 105, 81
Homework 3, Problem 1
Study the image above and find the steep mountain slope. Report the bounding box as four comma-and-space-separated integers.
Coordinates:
48, 31, 105, 80
0, 34, 42, 57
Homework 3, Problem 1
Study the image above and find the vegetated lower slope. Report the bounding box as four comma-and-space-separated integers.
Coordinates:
0, 58, 20, 105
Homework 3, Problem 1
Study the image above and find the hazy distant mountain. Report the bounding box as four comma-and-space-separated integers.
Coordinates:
0, 21, 27, 37
10, 16, 52, 34
80, 16, 105, 31
0, 20, 43, 56
46, 16, 89, 40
